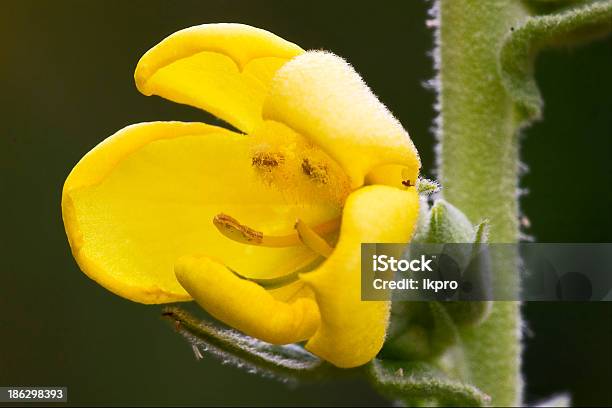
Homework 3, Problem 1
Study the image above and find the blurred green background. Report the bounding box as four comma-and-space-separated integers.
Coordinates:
1, 1, 610, 406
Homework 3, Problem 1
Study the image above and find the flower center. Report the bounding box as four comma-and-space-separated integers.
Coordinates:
249, 120, 352, 208
205, 121, 353, 287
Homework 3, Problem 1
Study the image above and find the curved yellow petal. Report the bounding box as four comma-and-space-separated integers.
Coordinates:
301, 185, 419, 368
135, 24, 304, 134
62, 122, 341, 304
175, 255, 320, 344
263, 51, 420, 189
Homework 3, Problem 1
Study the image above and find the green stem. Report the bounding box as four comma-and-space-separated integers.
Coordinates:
433, 1, 529, 405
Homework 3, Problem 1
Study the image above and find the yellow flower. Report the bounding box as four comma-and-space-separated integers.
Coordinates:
62, 23, 420, 368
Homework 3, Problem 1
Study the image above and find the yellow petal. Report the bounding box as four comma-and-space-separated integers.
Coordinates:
263, 51, 420, 189
175, 255, 320, 344
135, 24, 304, 134
62, 122, 341, 304
301, 185, 419, 368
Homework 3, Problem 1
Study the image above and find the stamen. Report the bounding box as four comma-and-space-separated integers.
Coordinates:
213, 213, 264, 245
252, 151, 284, 171
213, 213, 340, 248
295, 219, 334, 258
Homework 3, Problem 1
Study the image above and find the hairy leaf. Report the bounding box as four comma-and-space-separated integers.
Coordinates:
162, 306, 333, 382
500, 0, 612, 122
369, 359, 491, 407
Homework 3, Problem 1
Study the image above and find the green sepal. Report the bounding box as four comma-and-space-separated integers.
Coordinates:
426, 199, 474, 244
381, 317, 432, 360
386, 205, 493, 362
417, 177, 440, 195
381, 302, 462, 361
162, 306, 336, 382
444, 301, 493, 328
473, 219, 490, 244
500, 0, 612, 123
368, 359, 491, 407
424, 203, 493, 326
443, 221, 493, 326
427, 302, 462, 357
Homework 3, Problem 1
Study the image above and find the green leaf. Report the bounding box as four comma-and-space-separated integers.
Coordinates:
500, 0, 612, 122
426, 199, 475, 243
162, 306, 332, 382
368, 359, 491, 407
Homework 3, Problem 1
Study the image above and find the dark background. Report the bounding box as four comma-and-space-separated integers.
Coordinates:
1, 1, 610, 406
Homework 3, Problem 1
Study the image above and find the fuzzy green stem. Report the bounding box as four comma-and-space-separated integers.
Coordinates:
433, 1, 529, 405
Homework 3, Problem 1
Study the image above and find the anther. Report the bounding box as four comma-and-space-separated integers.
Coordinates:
301, 158, 329, 184
252, 152, 284, 170
213, 213, 264, 244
